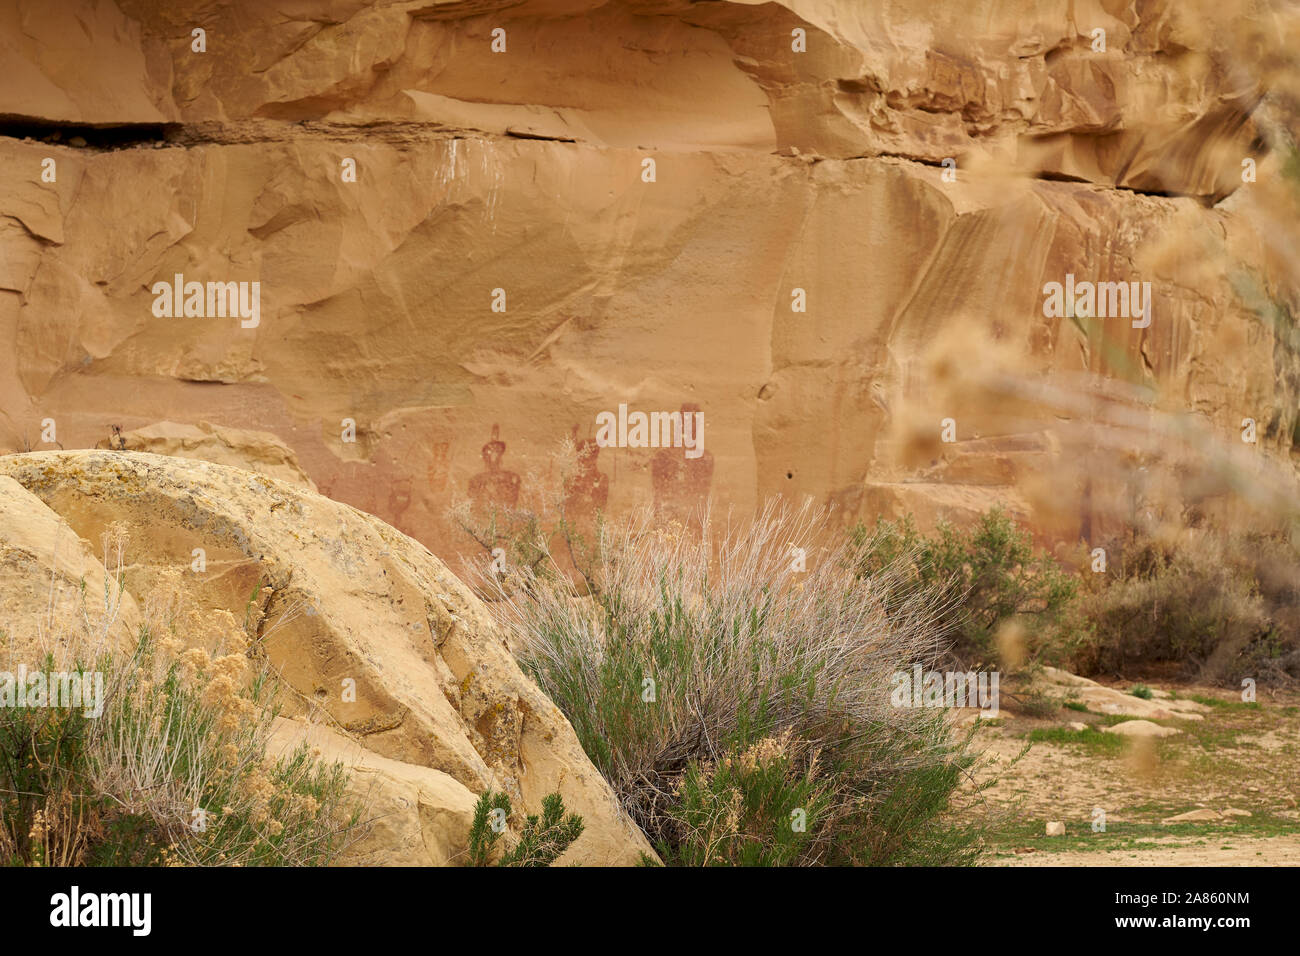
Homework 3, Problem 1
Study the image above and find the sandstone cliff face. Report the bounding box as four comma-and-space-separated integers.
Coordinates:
1, 0, 1297, 559
0, 450, 654, 865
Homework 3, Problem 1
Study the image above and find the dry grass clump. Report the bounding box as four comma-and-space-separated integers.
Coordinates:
1073, 523, 1300, 684
480, 500, 996, 866
0, 526, 364, 866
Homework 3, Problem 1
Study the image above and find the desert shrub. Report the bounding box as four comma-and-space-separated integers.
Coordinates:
468, 791, 513, 865
0, 527, 363, 866
0, 627, 362, 867
1233, 530, 1300, 678
850, 509, 1077, 669
1013, 685, 1062, 718
467, 790, 583, 867
661, 729, 833, 867
500, 793, 584, 867
1073, 526, 1297, 684
482, 502, 995, 866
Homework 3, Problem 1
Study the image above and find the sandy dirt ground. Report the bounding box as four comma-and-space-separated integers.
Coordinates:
962, 676, 1300, 866
997, 836, 1300, 866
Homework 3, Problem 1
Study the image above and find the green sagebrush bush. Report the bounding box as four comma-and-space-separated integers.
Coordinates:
467, 790, 583, 866
481, 502, 997, 866
850, 509, 1077, 670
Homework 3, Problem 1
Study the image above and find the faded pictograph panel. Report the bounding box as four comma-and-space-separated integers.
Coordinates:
650, 402, 713, 520
562, 424, 610, 518
468, 423, 521, 513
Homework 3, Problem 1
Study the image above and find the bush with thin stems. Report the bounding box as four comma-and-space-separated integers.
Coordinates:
1, 525, 366, 866
479, 500, 1000, 866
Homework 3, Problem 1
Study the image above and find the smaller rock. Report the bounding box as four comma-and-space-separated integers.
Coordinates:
1161, 809, 1223, 824
68, 136, 87, 148
1046, 821, 1066, 836
1222, 808, 1253, 817
1067, 721, 1088, 731
1103, 719, 1181, 738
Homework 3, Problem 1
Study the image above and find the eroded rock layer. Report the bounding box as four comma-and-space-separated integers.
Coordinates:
1, 0, 1297, 561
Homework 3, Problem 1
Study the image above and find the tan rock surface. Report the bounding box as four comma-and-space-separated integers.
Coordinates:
0, 449, 653, 866
0, 0, 1295, 553
0, 474, 142, 660
267, 716, 480, 867
1103, 718, 1182, 738
95, 420, 318, 490
1039, 666, 1209, 721
1161, 808, 1224, 823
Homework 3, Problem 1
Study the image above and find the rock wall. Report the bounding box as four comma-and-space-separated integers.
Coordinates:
1, 0, 1297, 564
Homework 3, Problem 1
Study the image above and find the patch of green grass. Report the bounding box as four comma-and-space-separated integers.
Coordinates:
1025, 726, 1126, 755
1063, 700, 1090, 713
1129, 684, 1153, 700
1161, 743, 1257, 786
1178, 720, 1245, 751
985, 809, 1299, 856
1186, 694, 1261, 713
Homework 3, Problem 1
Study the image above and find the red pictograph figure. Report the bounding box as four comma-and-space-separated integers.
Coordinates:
469, 424, 521, 512
563, 424, 610, 517
427, 442, 450, 497
387, 471, 413, 522
651, 402, 713, 519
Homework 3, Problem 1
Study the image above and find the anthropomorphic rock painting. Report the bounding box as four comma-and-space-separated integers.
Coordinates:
469, 424, 521, 513
651, 403, 713, 520
563, 424, 610, 518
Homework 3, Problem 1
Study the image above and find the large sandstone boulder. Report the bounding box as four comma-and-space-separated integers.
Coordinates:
0, 450, 653, 866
